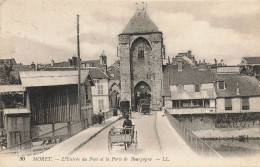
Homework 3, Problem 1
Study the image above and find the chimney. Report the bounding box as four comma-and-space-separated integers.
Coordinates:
214, 59, 217, 66
72, 56, 78, 66
192, 56, 195, 63
31, 62, 36, 71
187, 50, 192, 59
100, 51, 107, 66
51, 59, 54, 66
172, 57, 177, 65
177, 60, 183, 71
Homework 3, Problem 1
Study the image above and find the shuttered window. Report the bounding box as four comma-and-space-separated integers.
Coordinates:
225, 98, 232, 110
98, 99, 104, 110
97, 85, 103, 95
242, 97, 249, 110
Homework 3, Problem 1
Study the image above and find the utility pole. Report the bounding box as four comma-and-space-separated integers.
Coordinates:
77, 14, 82, 124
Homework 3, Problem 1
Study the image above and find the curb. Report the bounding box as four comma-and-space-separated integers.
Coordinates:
68, 116, 122, 155
154, 111, 163, 154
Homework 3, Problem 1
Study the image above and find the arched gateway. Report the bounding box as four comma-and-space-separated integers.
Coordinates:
134, 81, 151, 110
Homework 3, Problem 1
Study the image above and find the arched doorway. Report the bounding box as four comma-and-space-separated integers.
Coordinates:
110, 91, 119, 109
134, 81, 151, 110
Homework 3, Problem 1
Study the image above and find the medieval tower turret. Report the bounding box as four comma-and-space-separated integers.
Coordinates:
119, 7, 164, 110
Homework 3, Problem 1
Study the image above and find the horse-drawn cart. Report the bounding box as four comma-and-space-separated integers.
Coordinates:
119, 100, 132, 118
138, 99, 150, 115
108, 126, 137, 153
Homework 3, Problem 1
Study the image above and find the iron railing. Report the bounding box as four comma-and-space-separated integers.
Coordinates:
1, 118, 89, 156
164, 108, 222, 157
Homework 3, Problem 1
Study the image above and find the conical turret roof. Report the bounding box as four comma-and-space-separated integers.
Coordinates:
121, 9, 159, 34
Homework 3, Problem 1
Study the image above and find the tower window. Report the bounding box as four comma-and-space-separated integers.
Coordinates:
138, 47, 144, 60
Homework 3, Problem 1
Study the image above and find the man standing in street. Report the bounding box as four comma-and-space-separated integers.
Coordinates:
98, 110, 104, 124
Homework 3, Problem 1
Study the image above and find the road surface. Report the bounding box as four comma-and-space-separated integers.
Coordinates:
72, 112, 161, 156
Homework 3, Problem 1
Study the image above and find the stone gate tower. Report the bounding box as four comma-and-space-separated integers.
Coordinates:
119, 8, 164, 111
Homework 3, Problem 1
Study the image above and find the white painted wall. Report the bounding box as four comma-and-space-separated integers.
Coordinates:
92, 96, 110, 114
216, 98, 225, 111
183, 85, 194, 92
92, 78, 109, 96
91, 78, 110, 114
249, 96, 260, 111
216, 97, 260, 113
210, 99, 215, 108
201, 83, 214, 89
232, 98, 241, 111
164, 97, 172, 109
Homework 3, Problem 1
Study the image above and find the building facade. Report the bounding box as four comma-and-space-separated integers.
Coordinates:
108, 64, 121, 110
214, 73, 260, 113
88, 68, 110, 114
163, 65, 216, 114
0, 70, 94, 148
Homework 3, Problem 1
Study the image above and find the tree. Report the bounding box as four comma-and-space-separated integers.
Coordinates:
0, 64, 18, 85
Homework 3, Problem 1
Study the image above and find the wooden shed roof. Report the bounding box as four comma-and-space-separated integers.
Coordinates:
19, 70, 92, 87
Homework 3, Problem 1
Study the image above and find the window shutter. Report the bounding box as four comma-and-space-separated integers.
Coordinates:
225, 98, 232, 110
242, 97, 249, 110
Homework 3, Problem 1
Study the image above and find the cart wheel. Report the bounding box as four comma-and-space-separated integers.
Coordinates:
135, 131, 138, 152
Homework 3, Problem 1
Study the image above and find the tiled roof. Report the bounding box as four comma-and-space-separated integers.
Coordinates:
107, 65, 120, 79
52, 61, 70, 67
214, 74, 260, 97
81, 60, 100, 68
162, 65, 214, 96
243, 57, 260, 65
171, 68, 213, 85
121, 9, 159, 34
87, 68, 109, 79
45, 67, 108, 79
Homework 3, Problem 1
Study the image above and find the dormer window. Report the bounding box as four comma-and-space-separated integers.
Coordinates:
195, 84, 200, 92
217, 81, 225, 89
138, 47, 144, 60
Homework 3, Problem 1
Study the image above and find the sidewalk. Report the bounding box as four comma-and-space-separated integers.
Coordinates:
155, 111, 204, 166
41, 116, 121, 156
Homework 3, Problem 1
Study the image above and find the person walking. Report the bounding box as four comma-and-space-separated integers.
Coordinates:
162, 106, 165, 117
98, 110, 104, 124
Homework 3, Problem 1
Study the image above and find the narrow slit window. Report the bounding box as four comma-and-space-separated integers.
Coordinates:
138, 47, 144, 60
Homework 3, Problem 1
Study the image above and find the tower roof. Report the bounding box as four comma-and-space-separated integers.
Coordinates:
121, 9, 160, 34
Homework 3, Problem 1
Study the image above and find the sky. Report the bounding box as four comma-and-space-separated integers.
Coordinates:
0, 0, 260, 66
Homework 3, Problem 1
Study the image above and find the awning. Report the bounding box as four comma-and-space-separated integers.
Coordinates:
20, 70, 90, 87
0, 85, 25, 94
